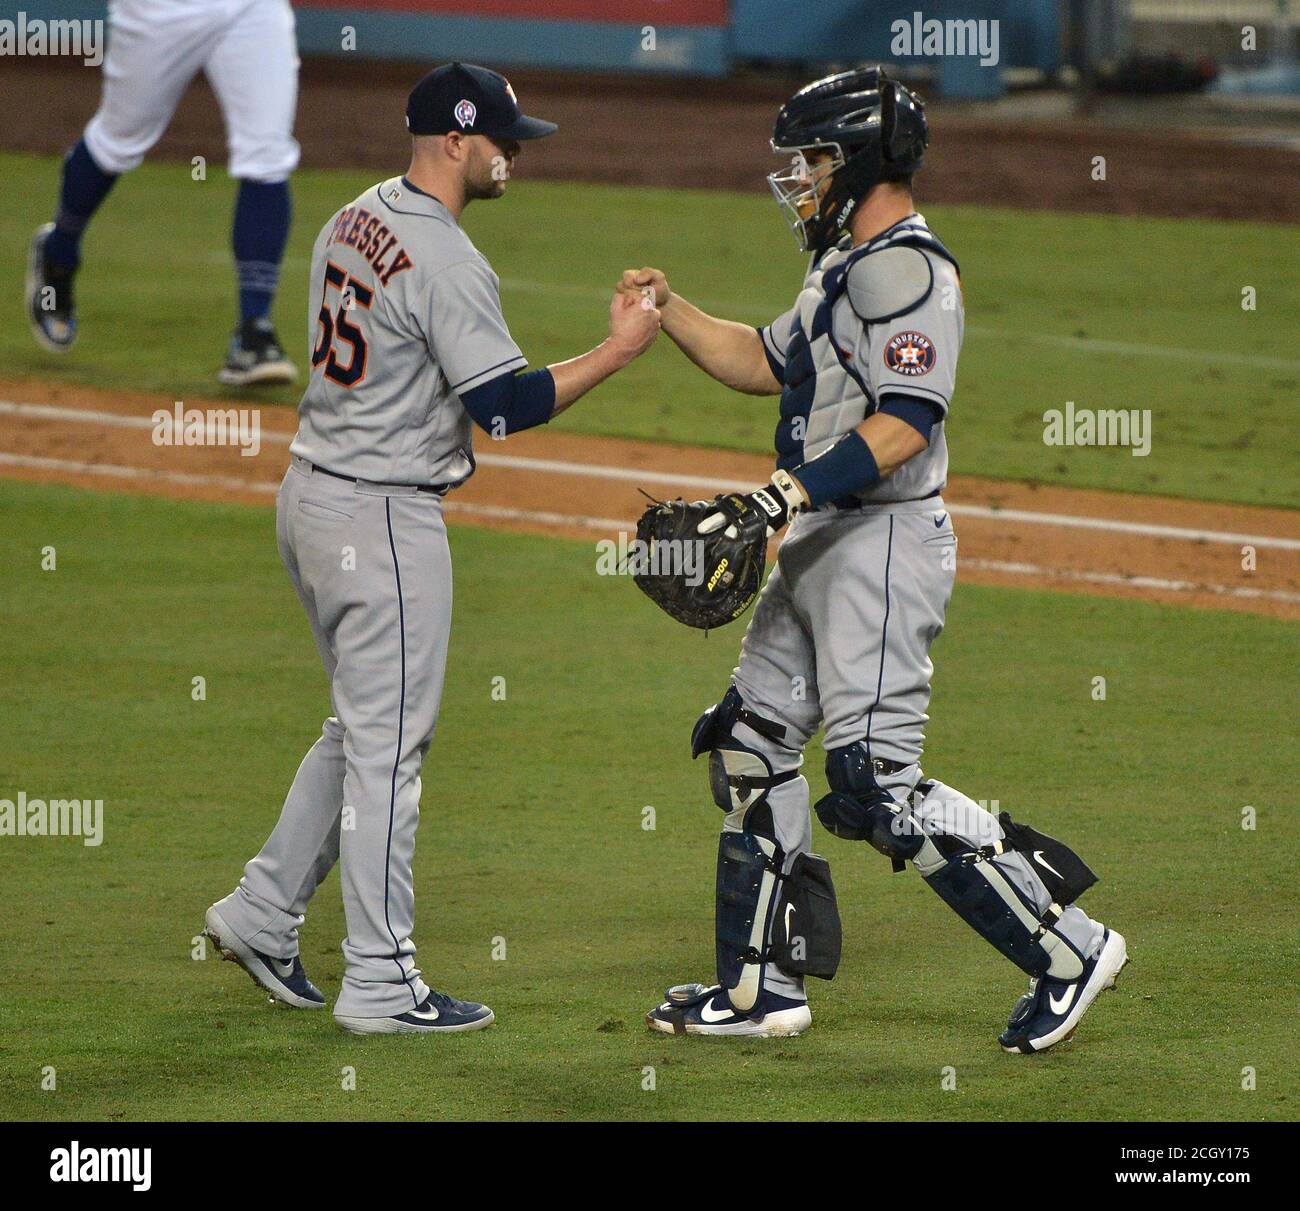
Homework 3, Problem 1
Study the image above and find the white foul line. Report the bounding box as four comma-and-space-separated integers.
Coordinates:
0, 452, 628, 530
1, 398, 1297, 551
0, 451, 1295, 606
960, 559, 1300, 604
0, 450, 279, 496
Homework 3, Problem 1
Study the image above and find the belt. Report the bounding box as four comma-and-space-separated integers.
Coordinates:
873, 756, 913, 777
307, 461, 452, 497
829, 486, 942, 511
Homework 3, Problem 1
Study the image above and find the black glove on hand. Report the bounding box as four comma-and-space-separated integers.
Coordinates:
698, 470, 808, 539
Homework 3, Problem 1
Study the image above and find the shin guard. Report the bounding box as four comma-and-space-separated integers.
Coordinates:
715, 823, 785, 1013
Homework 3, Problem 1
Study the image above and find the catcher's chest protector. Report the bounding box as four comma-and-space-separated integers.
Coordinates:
775, 225, 959, 473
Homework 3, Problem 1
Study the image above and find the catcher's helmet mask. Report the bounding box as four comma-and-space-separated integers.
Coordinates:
767, 66, 929, 253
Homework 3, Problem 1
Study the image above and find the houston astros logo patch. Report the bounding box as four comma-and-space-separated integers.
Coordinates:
454, 99, 477, 129
884, 331, 936, 376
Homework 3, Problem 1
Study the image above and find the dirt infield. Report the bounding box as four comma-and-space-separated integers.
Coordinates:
2, 377, 1295, 620
5, 58, 1297, 621
6, 56, 1300, 223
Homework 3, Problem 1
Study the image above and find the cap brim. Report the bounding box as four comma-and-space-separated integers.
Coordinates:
490, 114, 558, 141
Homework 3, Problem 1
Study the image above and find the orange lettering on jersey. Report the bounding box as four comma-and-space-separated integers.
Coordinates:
380, 249, 414, 286
371, 236, 400, 276
345, 208, 370, 247
326, 206, 413, 285
370, 235, 397, 277
359, 215, 380, 257
329, 207, 353, 245
366, 224, 390, 261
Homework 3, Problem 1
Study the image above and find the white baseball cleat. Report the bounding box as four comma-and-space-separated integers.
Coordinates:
999, 928, 1129, 1054
646, 982, 811, 1037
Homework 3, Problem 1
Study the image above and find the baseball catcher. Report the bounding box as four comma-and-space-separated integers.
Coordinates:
627, 68, 1127, 1051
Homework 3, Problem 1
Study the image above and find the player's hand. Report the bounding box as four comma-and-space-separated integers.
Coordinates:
698, 473, 809, 540
607, 289, 661, 363
617, 267, 670, 308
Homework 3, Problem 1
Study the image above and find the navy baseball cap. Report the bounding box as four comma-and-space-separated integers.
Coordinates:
406, 62, 557, 141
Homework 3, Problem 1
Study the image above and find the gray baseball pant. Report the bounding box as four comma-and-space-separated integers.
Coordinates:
213, 457, 452, 1017
725, 499, 1102, 1002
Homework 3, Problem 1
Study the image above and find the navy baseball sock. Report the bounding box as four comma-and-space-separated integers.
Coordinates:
233, 179, 291, 326
45, 139, 118, 271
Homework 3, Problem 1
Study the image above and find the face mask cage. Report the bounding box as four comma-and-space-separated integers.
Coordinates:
767, 142, 846, 252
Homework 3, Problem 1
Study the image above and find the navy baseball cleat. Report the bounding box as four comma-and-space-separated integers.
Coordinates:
218, 318, 297, 386
999, 928, 1128, 1054
335, 990, 495, 1035
26, 224, 78, 353
646, 982, 812, 1037
203, 904, 325, 1009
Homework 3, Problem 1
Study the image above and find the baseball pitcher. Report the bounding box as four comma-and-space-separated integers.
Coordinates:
631, 69, 1128, 1052
205, 63, 660, 1034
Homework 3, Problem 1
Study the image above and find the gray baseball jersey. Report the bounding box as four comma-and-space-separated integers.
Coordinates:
759, 212, 963, 504
291, 176, 527, 487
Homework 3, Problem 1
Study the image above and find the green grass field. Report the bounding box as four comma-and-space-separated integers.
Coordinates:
0, 481, 1295, 1121
2, 151, 1297, 506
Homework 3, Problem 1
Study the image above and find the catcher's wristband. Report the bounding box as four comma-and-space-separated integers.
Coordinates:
791, 431, 880, 510
768, 469, 809, 523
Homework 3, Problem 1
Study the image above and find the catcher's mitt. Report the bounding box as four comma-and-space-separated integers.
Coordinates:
632, 494, 769, 630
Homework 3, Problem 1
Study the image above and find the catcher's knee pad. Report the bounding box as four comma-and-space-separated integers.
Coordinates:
814, 741, 921, 863
715, 818, 842, 1013
910, 782, 1098, 980
692, 686, 798, 815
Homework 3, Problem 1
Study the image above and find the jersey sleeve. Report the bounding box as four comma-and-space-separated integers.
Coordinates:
866, 272, 962, 414
758, 305, 798, 380
424, 256, 528, 395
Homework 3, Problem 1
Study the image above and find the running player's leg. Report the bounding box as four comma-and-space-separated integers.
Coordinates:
30, 1, 216, 349
69, 1, 214, 256
205, 0, 300, 379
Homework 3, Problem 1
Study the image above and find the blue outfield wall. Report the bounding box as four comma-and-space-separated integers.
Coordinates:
0, 2, 728, 75
295, 8, 729, 75
295, 2, 1058, 78
0, 0, 107, 24
3, 1, 1059, 81
731, 0, 1060, 73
